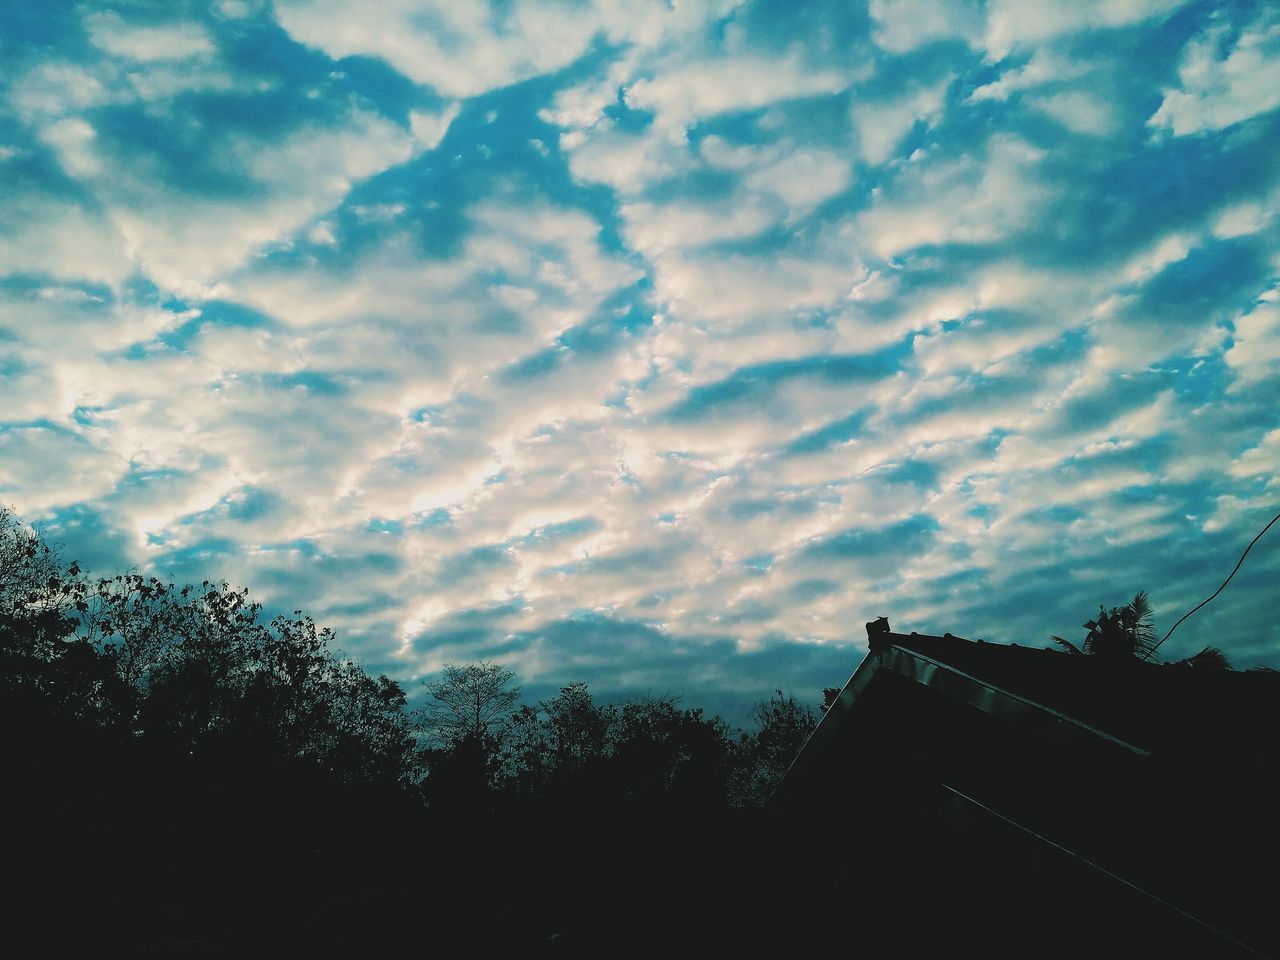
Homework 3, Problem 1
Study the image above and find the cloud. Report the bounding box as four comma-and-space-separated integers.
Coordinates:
1149, 8, 1280, 136
967, 50, 1088, 103
624, 54, 851, 133
983, 0, 1188, 61
857, 135, 1051, 257
3, 0, 1280, 724
853, 75, 952, 165
1028, 89, 1119, 136
5, 26, 421, 294
868, 0, 983, 54
83, 12, 216, 62
1224, 286, 1280, 390
273, 0, 605, 98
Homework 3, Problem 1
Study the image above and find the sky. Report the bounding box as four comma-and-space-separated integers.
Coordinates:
1, 0, 1278, 722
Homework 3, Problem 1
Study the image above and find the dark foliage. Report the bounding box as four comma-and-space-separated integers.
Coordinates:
1, 506, 833, 951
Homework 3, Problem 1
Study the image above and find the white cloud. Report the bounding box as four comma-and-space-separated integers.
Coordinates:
1149, 10, 1280, 136
84, 12, 216, 62
0, 426, 128, 514
1028, 89, 1118, 136
853, 76, 951, 166
625, 55, 851, 133
273, 0, 603, 98
562, 122, 687, 196
5, 0, 1280, 705
1228, 428, 1280, 480
621, 200, 775, 254
868, 0, 983, 54
857, 135, 1051, 257
0, 193, 134, 284
743, 148, 854, 210
1210, 187, 1280, 240
1224, 288, 1280, 391
967, 50, 1087, 103
647, 251, 859, 325
985, 0, 1187, 61
409, 103, 461, 151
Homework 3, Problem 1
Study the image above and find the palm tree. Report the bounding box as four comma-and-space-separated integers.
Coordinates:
1052, 590, 1230, 669
1053, 591, 1158, 661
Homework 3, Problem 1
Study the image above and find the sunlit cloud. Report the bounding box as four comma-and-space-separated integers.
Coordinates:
2, 0, 1278, 720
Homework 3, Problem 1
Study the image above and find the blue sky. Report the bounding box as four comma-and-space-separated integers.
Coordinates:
2, 0, 1278, 721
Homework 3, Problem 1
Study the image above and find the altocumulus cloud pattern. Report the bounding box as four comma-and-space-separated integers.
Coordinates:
2, 0, 1278, 717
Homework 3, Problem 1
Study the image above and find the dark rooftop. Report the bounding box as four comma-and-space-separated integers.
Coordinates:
775, 618, 1280, 958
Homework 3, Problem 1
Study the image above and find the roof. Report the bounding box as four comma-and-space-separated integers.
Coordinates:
775, 618, 1280, 957
791, 618, 1280, 770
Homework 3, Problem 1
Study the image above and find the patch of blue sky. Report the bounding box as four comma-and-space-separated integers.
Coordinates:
792, 578, 840, 602
588, 547, 672, 577
0, 351, 29, 379
324, 54, 450, 125
182, 299, 276, 332
35, 504, 137, 574
727, 496, 821, 521
411, 508, 453, 529
315, 59, 632, 260
667, 342, 912, 422
499, 293, 652, 384
966, 503, 996, 526
253, 370, 354, 397
601, 88, 654, 134
69, 405, 110, 427
151, 537, 245, 574
724, 0, 873, 58
0, 0, 81, 50
515, 516, 601, 547
1041, 125, 1278, 268
1131, 237, 1274, 326
214, 13, 340, 94
321, 591, 403, 619
873, 459, 940, 490
0, 137, 103, 215
802, 514, 940, 564
409, 626, 511, 658
87, 103, 268, 201
902, 369, 1045, 424
717, 598, 781, 625
209, 487, 282, 525
1152, 354, 1231, 408
434, 544, 514, 586
0, 417, 84, 437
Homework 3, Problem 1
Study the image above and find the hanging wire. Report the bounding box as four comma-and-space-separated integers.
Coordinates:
1145, 506, 1280, 660
938, 783, 1267, 956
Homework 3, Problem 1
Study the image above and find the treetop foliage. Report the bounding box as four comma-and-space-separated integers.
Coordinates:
2, 506, 826, 816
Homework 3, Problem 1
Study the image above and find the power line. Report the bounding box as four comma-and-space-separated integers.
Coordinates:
939, 783, 1267, 957
1146, 506, 1280, 660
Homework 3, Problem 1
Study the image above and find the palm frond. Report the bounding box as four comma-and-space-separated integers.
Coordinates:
1051, 636, 1084, 655
1179, 646, 1232, 671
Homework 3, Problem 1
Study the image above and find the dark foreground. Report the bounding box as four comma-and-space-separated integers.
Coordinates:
9, 786, 1268, 957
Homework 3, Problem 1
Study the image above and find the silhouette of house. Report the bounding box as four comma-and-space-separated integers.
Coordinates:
775, 619, 1279, 958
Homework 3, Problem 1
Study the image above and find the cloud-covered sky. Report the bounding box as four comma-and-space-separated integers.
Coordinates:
3, 0, 1278, 720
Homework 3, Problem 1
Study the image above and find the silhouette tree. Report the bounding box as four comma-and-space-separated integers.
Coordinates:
1051, 590, 1233, 669
733, 690, 817, 805
542, 680, 612, 774
500, 703, 551, 799
419, 660, 521, 746
608, 694, 734, 807
1052, 591, 1158, 661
